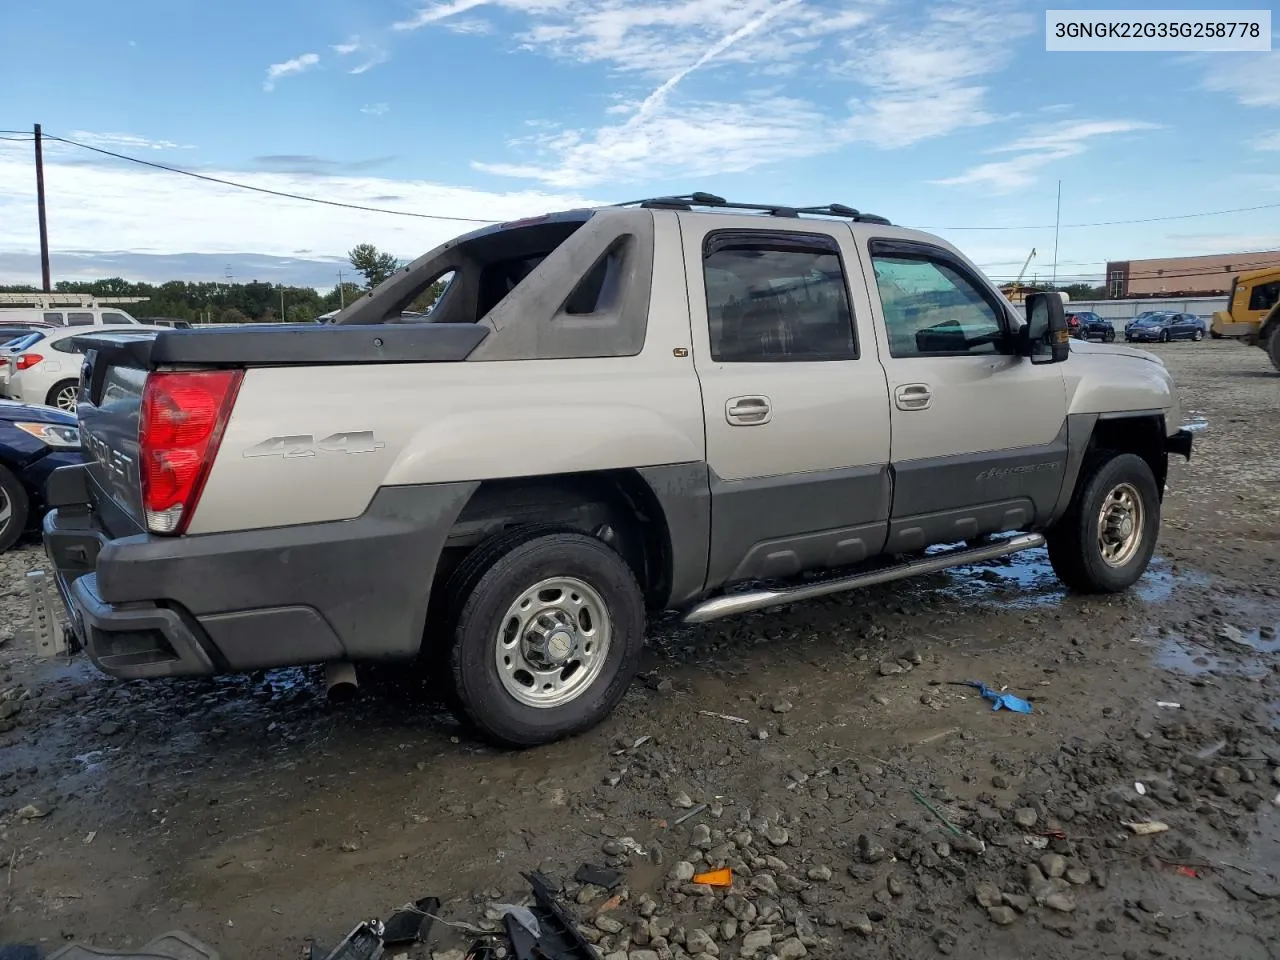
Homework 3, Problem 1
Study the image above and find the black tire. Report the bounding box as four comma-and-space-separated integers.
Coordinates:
1267, 332, 1280, 374
45, 379, 78, 411
1159, 330, 1170, 343
446, 529, 645, 747
1104, 330, 1116, 343
1191, 329, 1203, 342
1046, 452, 1160, 593
0, 464, 30, 554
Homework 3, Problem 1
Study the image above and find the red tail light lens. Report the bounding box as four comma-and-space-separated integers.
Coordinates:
139, 369, 242, 534
15, 354, 42, 371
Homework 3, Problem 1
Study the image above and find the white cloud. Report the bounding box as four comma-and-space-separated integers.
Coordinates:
1202, 51, 1280, 108
263, 52, 320, 91
1252, 130, 1280, 151
393, 0, 492, 31
0, 137, 600, 270
332, 37, 362, 55
68, 131, 194, 151
361, 103, 391, 116
442, 1, 1035, 188
931, 119, 1160, 193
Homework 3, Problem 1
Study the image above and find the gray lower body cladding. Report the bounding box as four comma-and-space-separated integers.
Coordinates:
43, 470, 477, 679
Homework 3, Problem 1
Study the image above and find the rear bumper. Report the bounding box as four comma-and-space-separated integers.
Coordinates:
41, 463, 476, 680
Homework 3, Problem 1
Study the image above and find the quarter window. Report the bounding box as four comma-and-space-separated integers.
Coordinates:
870, 253, 1005, 357
66, 312, 95, 326
43, 312, 65, 325
702, 232, 857, 362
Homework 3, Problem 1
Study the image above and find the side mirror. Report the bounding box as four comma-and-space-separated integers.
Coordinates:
1022, 292, 1070, 363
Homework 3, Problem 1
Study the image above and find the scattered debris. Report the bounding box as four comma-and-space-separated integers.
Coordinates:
672, 803, 708, 826
1156, 701, 1182, 709
691, 867, 733, 887
49, 931, 220, 960
949, 681, 1033, 714
573, 865, 622, 891
1122, 821, 1171, 836
381, 897, 440, 947
697, 710, 750, 725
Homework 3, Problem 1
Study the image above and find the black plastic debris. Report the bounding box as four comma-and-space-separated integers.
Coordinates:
48, 932, 219, 960
573, 864, 622, 891
310, 921, 385, 960
381, 896, 440, 947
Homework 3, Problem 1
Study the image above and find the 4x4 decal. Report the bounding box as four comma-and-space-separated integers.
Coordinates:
243, 432, 385, 459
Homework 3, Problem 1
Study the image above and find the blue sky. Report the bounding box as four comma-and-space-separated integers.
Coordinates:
1, 0, 1278, 289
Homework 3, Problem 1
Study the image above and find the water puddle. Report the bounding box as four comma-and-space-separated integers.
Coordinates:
920, 549, 1208, 610
1183, 412, 1209, 433
1156, 620, 1280, 677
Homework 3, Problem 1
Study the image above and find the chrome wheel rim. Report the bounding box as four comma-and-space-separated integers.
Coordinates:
0, 486, 11, 534
54, 385, 77, 411
1097, 482, 1144, 568
494, 576, 612, 709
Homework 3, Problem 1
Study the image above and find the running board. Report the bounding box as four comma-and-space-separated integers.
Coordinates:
681, 533, 1046, 625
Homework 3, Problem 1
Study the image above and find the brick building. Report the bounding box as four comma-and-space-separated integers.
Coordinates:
1106, 250, 1280, 299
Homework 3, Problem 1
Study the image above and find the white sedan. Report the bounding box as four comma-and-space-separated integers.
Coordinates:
0, 325, 172, 411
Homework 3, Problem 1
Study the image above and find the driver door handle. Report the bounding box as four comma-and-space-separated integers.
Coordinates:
894, 383, 932, 411
726, 395, 772, 425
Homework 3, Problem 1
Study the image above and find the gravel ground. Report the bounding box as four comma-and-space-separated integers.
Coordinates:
0, 339, 1277, 960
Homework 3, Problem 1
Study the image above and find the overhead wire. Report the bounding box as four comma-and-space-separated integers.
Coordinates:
5, 127, 1280, 236
41, 134, 502, 225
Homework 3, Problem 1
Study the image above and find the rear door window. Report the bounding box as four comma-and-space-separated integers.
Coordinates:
66, 312, 96, 326
43, 312, 65, 326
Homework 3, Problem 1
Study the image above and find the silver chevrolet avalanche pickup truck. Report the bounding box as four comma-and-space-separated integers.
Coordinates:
42, 193, 1193, 747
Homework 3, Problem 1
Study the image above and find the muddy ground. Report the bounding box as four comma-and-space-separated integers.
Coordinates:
1, 339, 1278, 960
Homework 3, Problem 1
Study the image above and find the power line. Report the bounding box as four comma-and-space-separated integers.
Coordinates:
0, 135, 33, 142
9, 127, 1280, 234
43, 134, 502, 225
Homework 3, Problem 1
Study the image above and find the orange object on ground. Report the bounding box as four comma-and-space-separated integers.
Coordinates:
691, 867, 733, 887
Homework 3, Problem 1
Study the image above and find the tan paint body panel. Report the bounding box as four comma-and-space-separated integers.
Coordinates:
187, 211, 1184, 536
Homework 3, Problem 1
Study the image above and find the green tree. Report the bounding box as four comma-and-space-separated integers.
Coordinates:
348, 243, 399, 289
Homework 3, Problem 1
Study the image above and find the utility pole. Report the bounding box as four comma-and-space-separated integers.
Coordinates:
34, 123, 51, 292
338, 269, 345, 308
1051, 179, 1062, 287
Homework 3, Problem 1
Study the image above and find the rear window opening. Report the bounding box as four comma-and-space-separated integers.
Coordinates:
349, 216, 591, 326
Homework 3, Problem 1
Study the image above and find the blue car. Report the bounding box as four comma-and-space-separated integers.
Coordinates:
1066, 311, 1116, 342
0, 399, 82, 552
1125, 312, 1207, 343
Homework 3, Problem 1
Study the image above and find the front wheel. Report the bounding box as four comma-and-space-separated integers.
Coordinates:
46, 379, 78, 411
0, 465, 30, 553
1192, 329, 1204, 342
446, 530, 645, 747
1268, 332, 1280, 373
1047, 452, 1161, 593
1104, 330, 1116, 343
1159, 330, 1170, 343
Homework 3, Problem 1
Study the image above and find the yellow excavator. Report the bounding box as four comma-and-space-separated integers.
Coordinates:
1210, 266, 1280, 371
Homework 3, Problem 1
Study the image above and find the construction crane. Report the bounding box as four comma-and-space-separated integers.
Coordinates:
1015, 248, 1037, 285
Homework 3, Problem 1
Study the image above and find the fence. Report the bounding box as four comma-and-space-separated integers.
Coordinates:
1065, 296, 1227, 321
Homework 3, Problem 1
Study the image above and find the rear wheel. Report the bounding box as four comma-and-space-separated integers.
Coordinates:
446, 529, 645, 747
1047, 452, 1160, 593
0, 465, 29, 553
46, 379, 78, 411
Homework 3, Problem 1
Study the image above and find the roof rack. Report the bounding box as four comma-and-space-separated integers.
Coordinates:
614, 192, 892, 225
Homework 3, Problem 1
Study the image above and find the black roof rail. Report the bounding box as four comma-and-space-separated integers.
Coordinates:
613, 193, 892, 224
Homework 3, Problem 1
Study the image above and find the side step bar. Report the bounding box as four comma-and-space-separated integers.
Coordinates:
681, 533, 1046, 625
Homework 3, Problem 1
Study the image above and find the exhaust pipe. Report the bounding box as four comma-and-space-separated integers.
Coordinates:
325, 661, 359, 701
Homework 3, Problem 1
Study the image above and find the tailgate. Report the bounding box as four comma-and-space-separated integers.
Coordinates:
75, 330, 162, 533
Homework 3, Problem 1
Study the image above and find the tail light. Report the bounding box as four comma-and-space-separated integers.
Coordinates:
15, 354, 42, 370
138, 369, 243, 534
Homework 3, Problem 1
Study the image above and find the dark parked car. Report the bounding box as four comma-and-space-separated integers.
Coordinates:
0, 399, 81, 552
1066, 311, 1116, 342
1125, 312, 1207, 343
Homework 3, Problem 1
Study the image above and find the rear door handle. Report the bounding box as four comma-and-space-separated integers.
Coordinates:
894, 383, 932, 411
726, 395, 772, 426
